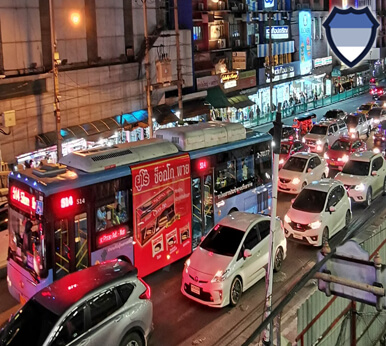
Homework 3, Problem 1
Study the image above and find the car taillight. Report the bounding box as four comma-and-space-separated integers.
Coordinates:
138, 277, 151, 299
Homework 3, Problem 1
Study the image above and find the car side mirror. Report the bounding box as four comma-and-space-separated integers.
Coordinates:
243, 249, 252, 258
372, 170, 378, 176
329, 206, 336, 213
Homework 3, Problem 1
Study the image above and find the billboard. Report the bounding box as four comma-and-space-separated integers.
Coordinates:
265, 26, 289, 40
299, 11, 312, 75
131, 154, 192, 277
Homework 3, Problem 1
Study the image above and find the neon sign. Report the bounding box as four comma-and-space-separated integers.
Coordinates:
60, 196, 74, 209
198, 159, 208, 171
10, 186, 36, 213
97, 227, 128, 248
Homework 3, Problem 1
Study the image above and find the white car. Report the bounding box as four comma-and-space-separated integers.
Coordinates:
278, 152, 329, 194
181, 212, 287, 308
284, 179, 351, 246
334, 151, 386, 206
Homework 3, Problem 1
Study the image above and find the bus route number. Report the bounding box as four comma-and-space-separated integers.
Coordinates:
77, 198, 86, 205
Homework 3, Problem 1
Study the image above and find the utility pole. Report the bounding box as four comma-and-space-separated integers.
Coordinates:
263, 11, 282, 346
49, 0, 62, 161
173, 0, 183, 120
143, 0, 153, 138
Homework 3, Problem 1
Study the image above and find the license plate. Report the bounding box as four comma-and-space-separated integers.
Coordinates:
293, 233, 303, 240
191, 284, 200, 295
20, 294, 27, 305
330, 161, 336, 166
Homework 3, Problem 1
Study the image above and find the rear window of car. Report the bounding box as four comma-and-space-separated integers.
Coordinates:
359, 105, 371, 111
325, 111, 338, 118
293, 189, 327, 213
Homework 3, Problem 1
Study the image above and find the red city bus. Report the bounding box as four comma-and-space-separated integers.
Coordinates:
7, 122, 272, 302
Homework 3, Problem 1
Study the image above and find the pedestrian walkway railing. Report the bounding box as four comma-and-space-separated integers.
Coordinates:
241, 85, 370, 128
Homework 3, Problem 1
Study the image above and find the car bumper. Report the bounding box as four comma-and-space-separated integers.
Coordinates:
326, 159, 344, 169
283, 221, 321, 246
308, 144, 324, 153
181, 272, 228, 308
347, 188, 367, 202
278, 181, 302, 194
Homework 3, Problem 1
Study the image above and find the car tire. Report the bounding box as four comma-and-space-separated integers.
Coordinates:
366, 188, 372, 207
345, 210, 351, 228
274, 247, 284, 272
229, 276, 243, 307
321, 227, 329, 246
120, 331, 144, 346
383, 178, 386, 196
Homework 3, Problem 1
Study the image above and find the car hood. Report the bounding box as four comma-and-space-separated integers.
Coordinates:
303, 133, 327, 141
287, 208, 321, 224
279, 169, 304, 180
189, 247, 233, 275
335, 173, 368, 185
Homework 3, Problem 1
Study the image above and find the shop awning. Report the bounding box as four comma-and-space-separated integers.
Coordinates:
151, 104, 180, 125
206, 87, 231, 108
173, 99, 210, 119
227, 95, 255, 109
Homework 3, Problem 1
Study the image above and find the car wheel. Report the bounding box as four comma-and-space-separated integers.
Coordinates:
383, 178, 386, 196
366, 188, 372, 207
120, 332, 144, 346
229, 276, 243, 307
345, 210, 351, 228
321, 227, 329, 246
274, 247, 284, 272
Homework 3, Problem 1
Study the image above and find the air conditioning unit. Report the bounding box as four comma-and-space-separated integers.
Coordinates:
217, 39, 227, 49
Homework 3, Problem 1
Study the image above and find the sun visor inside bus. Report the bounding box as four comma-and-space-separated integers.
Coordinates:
59, 139, 178, 173
154, 121, 246, 151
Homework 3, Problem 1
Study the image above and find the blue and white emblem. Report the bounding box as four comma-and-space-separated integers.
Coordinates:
323, 7, 379, 68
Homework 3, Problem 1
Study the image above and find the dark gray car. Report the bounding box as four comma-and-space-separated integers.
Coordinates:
0, 259, 153, 346
321, 109, 347, 122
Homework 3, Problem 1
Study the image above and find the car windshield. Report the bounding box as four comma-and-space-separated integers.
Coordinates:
342, 160, 370, 176
282, 157, 307, 172
310, 125, 327, 135
200, 225, 244, 257
346, 116, 359, 126
359, 105, 371, 111
293, 189, 327, 213
368, 109, 381, 118
0, 298, 59, 346
331, 140, 351, 151
325, 111, 338, 119
280, 144, 291, 154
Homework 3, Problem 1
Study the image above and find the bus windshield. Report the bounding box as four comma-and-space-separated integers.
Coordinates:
8, 207, 46, 279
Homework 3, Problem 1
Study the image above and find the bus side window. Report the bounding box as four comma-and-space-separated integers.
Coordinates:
237, 155, 254, 183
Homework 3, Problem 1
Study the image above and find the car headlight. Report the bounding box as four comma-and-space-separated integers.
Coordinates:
211, 269, 230, 283
292, 177, 301, 185
373, 147, 380, 154
279, 159, 284, 165
342, 155, 349, 162
284, 214, 291, 223
349, 128, 356, 133
316, 140, 322, 145
354, 183, 366, 191
309, 220, 322, 229
184, 258, 190, 273
324, 153, 329, 159
374, 119, 380, 124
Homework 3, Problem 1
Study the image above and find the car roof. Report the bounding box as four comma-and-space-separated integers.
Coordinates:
349, 151, 378, 162
219, 211, 271, 232
291, 152, 317, 159
34, 259, 137, 316
304, 178, 342, 193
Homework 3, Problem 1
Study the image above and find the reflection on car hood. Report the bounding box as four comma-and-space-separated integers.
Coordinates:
303, 133, 327, 141
189, 247, 233, 276
279, 169, 304, 180
334, 173, 368, 185
287, 208, 321, 224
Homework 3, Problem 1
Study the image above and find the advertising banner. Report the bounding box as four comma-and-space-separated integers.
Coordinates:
299, 11, 312, 75
265, 26, 289, 39
131, 154, 192, 277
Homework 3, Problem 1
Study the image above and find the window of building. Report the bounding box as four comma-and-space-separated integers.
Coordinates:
193, 26, 202, 41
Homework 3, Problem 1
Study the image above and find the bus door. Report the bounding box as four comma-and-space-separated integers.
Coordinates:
191, 172, 214, 248
54, 212, 89, 279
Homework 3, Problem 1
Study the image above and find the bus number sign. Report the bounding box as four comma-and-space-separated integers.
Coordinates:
97, 227, 127, 248
59, 195, 86, 210
10, 186, 36, 213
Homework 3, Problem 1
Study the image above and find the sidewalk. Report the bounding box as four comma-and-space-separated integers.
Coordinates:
0, 231, 8, 279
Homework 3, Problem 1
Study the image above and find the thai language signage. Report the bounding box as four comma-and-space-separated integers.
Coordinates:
265, 26, 289, 39
264, 0, 275, 9
131, 154, 192, 277
314, 56, 332, 68
299, 11, 312, 75
232, 52, 247, 70
196, 75, 219, 91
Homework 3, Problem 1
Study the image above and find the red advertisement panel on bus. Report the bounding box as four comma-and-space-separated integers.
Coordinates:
131, 154, 192, 277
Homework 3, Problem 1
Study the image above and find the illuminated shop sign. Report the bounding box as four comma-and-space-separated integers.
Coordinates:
10, 186, 36, 214
220, 71, 239, 83
314, 56, 332, 68
266, 64, 295, 83
265, 26, 289, 40
299, 11, 312, 75
264, 0, 275, 9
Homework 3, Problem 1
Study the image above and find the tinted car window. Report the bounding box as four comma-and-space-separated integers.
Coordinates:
327, 188, 340, 207
283, 157, 307, 172
293, 189, 327, 213
280, 143, 291, 154
372, 157, 384, 171
310, 125, 327, 135
331, 140, 350, 151
53, 305, 86, 346
307, 158, 316, 170
89, 290, 119, 327
342, 160, 369, 176
359, 105, 371, 111
200, 225, 244, 257
0, 298, 59, 346
258, 220, 270, 239
244, 228, 259, 250
314, 156, 321, 166
346, 116, 359, 126
325, 110, 338, 119
116, 284, 134, 305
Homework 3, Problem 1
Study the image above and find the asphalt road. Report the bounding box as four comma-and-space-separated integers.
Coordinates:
0, 90, 384, 345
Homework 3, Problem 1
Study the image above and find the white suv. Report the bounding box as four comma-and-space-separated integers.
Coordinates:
303, 120, 347, 153
346, 113, 372, 138
284, 179, 351, 246
334, 151, 386, 206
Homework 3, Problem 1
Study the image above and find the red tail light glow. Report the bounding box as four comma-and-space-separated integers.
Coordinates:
139, 278, 151, 299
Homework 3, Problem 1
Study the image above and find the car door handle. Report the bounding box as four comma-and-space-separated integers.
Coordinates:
115, 316, 122, 323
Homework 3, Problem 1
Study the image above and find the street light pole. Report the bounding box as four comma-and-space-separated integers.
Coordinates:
143, 0, 153, 138
173, 0, 183, 120
49, 0, 62, 161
